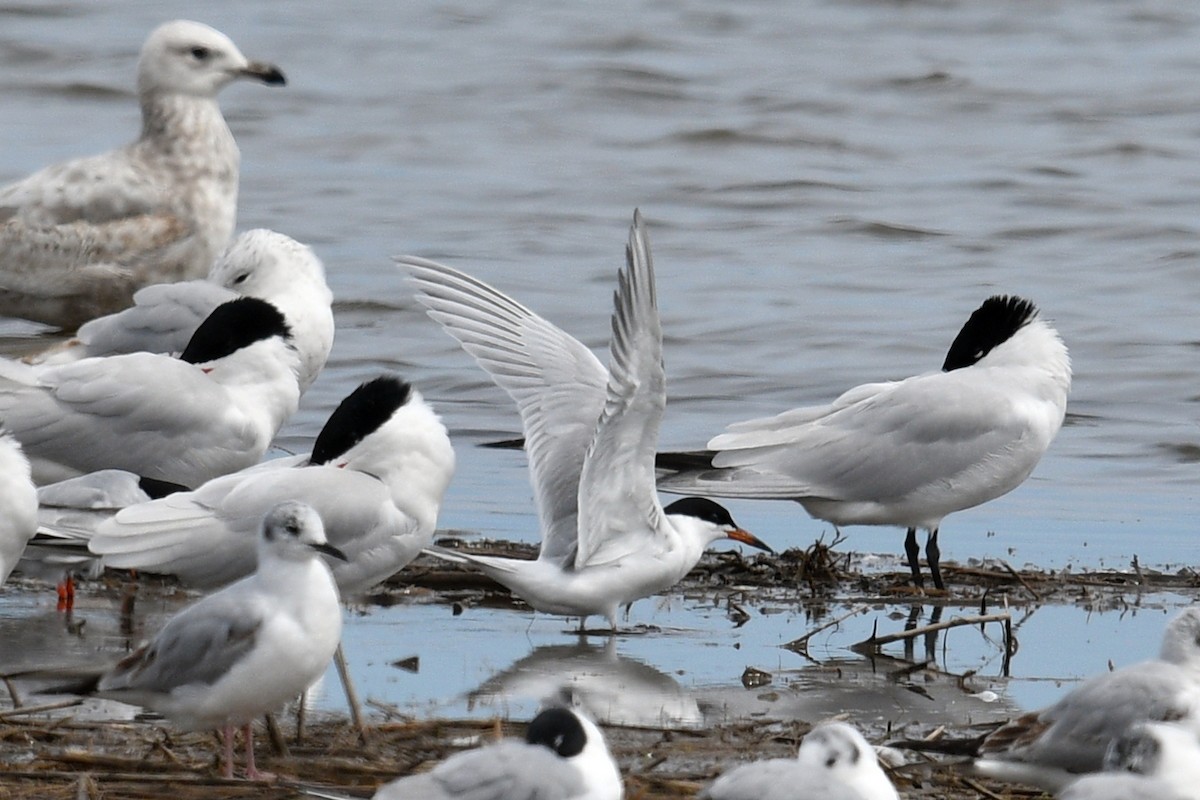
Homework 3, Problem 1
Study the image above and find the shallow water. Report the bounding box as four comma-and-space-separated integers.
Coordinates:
0, 0, 1198, 733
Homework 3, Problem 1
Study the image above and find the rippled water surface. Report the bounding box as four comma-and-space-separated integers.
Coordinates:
0, 0, 1197, 730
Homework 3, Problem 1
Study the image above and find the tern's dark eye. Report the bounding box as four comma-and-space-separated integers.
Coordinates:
189, 46, 212, 61
231, 272, 249, 285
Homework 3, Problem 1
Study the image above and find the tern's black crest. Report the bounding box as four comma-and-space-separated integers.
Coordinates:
941, 295, 1037, 372
526, 708, 587, 758
311, 376, 412, 465
179, 297, 291, 365
663, 496, 736, 528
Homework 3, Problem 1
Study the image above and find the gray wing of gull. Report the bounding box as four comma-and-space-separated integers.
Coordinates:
700, 758, 868, 800
76, 280, 234, 357
980, 660, 1199, 773
400, 256, 607, 568
97, 584, 262, 696
372, 739, 584, 800
576, 210, 666, 568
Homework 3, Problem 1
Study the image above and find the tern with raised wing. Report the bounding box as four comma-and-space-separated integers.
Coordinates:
399, 210, 770, 632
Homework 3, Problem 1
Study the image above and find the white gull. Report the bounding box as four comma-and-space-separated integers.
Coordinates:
0, 20, 286, 329
33, 229, 334, 393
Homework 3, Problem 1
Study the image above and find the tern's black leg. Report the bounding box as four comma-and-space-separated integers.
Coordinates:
927, 528, 944, 591
904, 527, 924, 588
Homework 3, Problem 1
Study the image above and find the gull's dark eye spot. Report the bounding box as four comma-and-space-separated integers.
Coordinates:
232, 272, 249, 285
190, 46, 211, 61
286, 522, 300, 537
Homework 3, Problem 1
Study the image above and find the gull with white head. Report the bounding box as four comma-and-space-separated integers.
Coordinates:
399, 211, 771, 632
0, 20, 286, 328
0, 430, 37, 586
1058, 720, 1200, 800
34, 229, 334, 393
700, 721, 899, 800
45, 501, 345, 780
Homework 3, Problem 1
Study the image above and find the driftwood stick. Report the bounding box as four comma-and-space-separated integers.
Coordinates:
782, 604, 871, 651
0, 698, 84, 719
857, 612, 1011, 648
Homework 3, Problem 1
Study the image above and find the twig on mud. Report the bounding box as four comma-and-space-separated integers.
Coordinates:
781, 604, 871, 653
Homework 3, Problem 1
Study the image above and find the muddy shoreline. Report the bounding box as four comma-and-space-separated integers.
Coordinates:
3, 543, 1197, 799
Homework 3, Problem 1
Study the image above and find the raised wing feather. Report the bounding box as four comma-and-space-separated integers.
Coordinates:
400, 256, 607, 568
575, 211, 666, 568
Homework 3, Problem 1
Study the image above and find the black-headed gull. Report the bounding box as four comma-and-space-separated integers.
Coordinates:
372, 705, 623, 800
399, 210, 770, 632
0, 21, 286, 329
700, 721, 899, 800
658, 294, 1071, 590
86, 375, 454, 597
34, 229, 334, 393
47, 501, 344, 780
0, 296, 301, 487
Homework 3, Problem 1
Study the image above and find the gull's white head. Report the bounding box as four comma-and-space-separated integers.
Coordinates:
138, 20, 285, 99
1159, 607, 1200, 666
208, 230, 329, 302
207, 230, 333, 392
796, 722, 898, 800
259, 501, 347, 566
526, 706, 623, 800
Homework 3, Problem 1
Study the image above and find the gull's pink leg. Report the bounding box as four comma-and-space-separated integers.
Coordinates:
221, 725, 235, 778
242, 721, 275, 781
